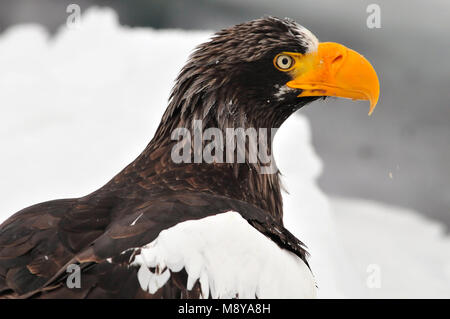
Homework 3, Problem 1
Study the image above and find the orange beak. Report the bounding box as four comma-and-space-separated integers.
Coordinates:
286, 42, 380, 115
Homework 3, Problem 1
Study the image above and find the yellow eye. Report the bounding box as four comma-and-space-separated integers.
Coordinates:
274, 54, 294, 71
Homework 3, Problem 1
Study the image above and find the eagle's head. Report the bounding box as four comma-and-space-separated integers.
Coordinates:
160, 16, 379, 134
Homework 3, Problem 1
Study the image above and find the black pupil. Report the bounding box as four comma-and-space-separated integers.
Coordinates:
282, 57, 289, 66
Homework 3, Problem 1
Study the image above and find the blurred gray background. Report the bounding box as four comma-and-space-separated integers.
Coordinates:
1, 0, 449, 228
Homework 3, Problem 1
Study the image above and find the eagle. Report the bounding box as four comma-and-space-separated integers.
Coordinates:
0, 17, 379, 299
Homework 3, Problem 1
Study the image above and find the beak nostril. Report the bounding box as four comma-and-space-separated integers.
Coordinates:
332, 54, 343, 64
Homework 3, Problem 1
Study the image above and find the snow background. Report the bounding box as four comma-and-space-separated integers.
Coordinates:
0, 8, 449, 298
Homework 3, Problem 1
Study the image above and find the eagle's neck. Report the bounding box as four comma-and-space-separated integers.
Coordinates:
142, 113, 283, 223
123, 92, 292, 223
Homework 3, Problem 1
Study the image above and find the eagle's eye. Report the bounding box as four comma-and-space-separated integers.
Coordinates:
274, 54, 294, 71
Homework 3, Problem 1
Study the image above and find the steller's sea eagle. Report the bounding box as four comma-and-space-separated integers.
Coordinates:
0, 17, 379, 299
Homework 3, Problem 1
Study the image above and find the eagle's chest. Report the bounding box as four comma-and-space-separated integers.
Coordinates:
130, 211, 316, 298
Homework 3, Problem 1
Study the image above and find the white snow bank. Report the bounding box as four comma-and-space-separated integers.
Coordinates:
331, 197, 450, 298
0, 8, 448, 298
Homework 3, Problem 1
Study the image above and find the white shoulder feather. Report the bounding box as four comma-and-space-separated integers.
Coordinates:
130, 211, 316, 299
